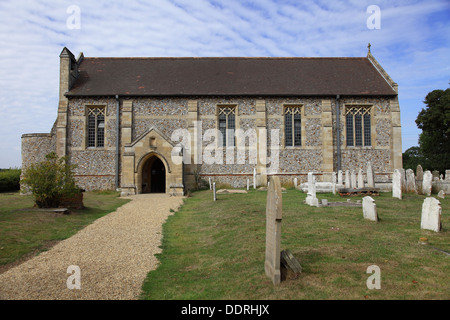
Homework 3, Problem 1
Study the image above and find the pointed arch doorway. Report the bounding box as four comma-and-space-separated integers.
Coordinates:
141, 155, 166, 193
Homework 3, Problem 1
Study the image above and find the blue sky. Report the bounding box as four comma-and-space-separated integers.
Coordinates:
0, 0, 449, 168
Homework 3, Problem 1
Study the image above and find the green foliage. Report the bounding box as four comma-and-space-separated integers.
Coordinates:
402, 146, 426, 172
21, 152, 81, 208
0, 168, 21, 192
415, 87, 450, 173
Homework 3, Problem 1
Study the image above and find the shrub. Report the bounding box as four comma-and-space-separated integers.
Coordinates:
0, 168, 21, 192
21, 153, 81, 208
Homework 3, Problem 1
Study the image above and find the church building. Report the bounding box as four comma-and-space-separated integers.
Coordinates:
21, 46, 402, 196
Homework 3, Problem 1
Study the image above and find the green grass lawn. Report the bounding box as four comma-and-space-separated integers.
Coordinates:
0, 191, 130, 270
140, 188, 450, 300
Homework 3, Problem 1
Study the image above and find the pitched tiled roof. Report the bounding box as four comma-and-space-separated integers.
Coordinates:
66, 56, 397, 97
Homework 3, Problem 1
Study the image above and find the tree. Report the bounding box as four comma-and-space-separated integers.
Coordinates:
402, 146, 426, 172
415, 87, 450, 173
21, 152, 81, 208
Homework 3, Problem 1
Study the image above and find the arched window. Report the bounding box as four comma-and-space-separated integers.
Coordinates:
346, 106, 371, 147
87, 107, 105, 148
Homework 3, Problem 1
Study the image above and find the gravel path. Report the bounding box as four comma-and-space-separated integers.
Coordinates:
0, 194, 184, 300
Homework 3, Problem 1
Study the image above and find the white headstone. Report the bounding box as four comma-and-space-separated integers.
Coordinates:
437, 190, 445, 199
362, 196, 378, 221
247, 178, 250, 191
367, 162, 375, 188
392, 169, 402, 200
423, 171, 432, 196
338, 170, 343, 185
420, 197, 442, 232
294, 177, 298, 188
358, 169, 364, 189
209, 177, 212, 190
345, 170, 351, 188
351, 170, 357, 189
305, 172, 318, 206
406, 169, 417, 194
253, 168, 257, 190
213, 182, 216, 201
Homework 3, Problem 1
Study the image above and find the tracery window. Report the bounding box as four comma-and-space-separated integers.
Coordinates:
346, 106, 371, 147
284, 106, 302, 147
218, 106, 236, 147
87, 107, 105, 148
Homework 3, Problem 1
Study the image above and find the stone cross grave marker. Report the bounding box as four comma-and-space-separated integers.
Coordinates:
421, 197, 442, 232
305, 172, 318, 207
362, 196, 378, 222
265, 176, 282, 285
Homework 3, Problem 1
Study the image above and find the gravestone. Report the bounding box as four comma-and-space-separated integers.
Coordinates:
420, 197, 442, 232
345, 170, 351, 188
416, 165, 423, 194
294, 177, 298, 189
437, 190, 445, 199
423, 171, 432, 196
362, 196, 378, 221
253, 168, 257, 190
265, 176, 282, 285
305, 172, 319, 206
399, 168, 406, 193
406, 169, 417, 194
358, 169, 364, 189
351, 170, 357, 189
338, 170, 343, 185
392, 169, 402, 200
213, 182, 216, 201
432, 170, 440, 180
367, 162, 375, 188
247, 178, 250, 191
209, 177, 212, 190
280, 250, 302, 280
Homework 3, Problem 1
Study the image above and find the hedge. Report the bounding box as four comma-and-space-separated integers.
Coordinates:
0, 168, 21, 192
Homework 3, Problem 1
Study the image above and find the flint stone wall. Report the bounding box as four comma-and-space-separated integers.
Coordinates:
22, 95, 397, 191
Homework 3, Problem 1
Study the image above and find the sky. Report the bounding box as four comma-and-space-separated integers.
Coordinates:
0, 0, 449, 168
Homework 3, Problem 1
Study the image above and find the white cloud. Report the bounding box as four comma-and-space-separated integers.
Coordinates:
0, 0, 448, 166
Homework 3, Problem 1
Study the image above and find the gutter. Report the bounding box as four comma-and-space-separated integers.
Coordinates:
336, 95, 341, 171
115, 95, 120, 190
